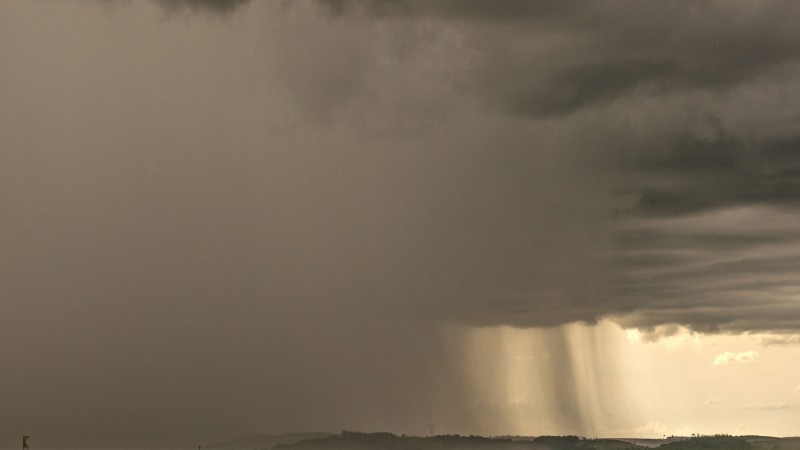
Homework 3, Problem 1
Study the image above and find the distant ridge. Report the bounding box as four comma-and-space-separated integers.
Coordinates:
273, 432, 535, 450
212, 433, 800, 450
271, 431, 652, 450
269, 432, 800, 450
209, 433, 334, 450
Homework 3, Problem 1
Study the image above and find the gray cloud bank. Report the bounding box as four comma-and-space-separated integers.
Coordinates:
3, 0, 800, 443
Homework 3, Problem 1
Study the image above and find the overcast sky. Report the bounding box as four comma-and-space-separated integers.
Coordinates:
2, 0, 800, 444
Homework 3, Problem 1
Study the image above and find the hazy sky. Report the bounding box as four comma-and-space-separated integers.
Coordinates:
2, 0, 800, 445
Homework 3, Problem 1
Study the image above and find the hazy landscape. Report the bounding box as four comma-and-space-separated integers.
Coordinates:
2, 0, 800, 445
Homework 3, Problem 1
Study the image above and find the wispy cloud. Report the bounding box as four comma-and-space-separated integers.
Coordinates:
754, 334, 800, 346
625, 325, 701, 350
713, 350, 759, 365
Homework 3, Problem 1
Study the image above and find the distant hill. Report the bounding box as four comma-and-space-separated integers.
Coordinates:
272, 432, 649, 450
616, 438, 688, 448
662, 435, 800, 450
746, 436, 800, 450
273, 432, 527, 450
533, 436, 648, 450
209, 433, 334, 450
212, 432, 800, 450
657, 436, 750, 450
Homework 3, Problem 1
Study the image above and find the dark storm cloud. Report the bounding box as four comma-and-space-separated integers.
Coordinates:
622, 134, 800, 216
316, 0, 800, 117
506, 58, 676, 118
300, 0, 800, 335
155, 0, 249, 12
86, 0, 800, 335
607, 126, 800, 332
170, 0, 800, 118
316, 0, 576, 20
